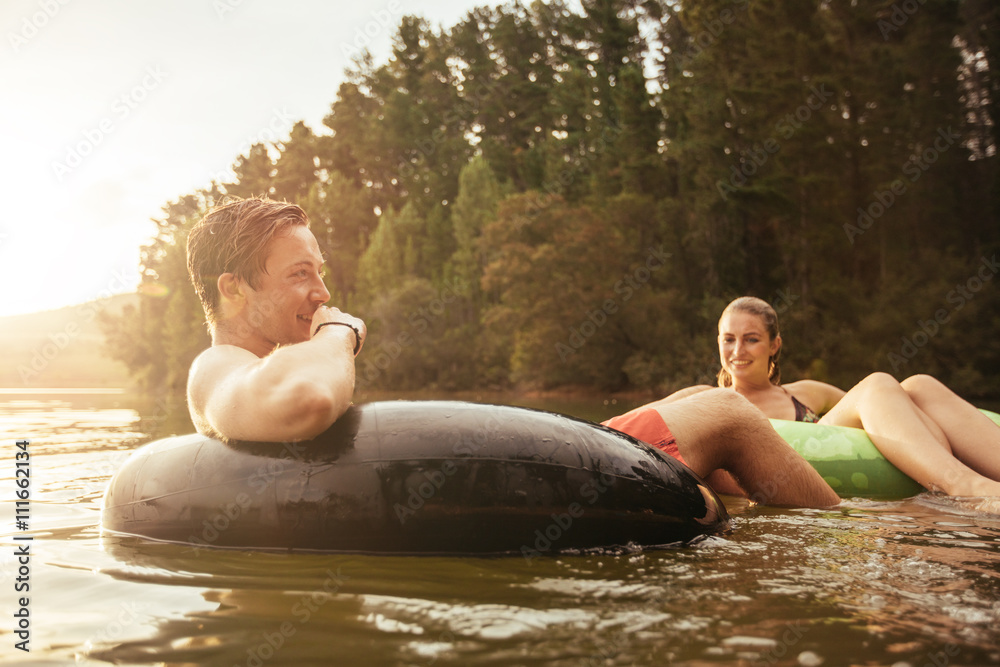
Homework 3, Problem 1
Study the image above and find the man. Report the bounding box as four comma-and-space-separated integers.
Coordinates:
186, 196, 366, 443
603, 389, 840, 507
185, 196, 838, 508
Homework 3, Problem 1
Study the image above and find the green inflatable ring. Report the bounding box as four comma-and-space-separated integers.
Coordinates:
771, 409, 1000, 500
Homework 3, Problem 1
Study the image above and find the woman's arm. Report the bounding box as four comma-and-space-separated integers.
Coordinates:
783, 379, 845, 415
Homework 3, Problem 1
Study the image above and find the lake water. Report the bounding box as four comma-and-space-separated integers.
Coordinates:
2, 389, 999, 666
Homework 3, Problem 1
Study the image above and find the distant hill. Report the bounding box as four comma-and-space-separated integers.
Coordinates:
0, 294, 137, 388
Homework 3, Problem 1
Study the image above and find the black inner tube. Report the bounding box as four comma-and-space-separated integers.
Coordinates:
102, 401, 730, 556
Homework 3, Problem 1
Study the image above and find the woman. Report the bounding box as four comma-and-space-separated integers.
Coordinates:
678, 296, 1000, 505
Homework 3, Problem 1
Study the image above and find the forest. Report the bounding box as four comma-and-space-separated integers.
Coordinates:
101, 0, 1000, 399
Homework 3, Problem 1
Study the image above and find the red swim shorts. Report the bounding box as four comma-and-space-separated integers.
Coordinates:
601, 408, 685, 465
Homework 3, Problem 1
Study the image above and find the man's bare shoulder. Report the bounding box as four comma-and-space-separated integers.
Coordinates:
186, 345, 262, 439
189, 344, 258, 379
188, 345, 258, 401
192, 344, 258, 366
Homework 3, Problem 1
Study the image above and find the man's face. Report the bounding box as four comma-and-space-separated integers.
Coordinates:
238, 225, 330, 352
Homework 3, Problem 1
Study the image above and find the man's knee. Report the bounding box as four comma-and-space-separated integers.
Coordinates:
691, 388, 768, 431
711, 388, 764, 417
693, 387, 742, 405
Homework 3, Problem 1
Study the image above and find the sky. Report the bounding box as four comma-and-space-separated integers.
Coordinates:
0, 0, 512, 318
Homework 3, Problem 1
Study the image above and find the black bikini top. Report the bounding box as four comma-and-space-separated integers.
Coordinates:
790, 394, 820, 423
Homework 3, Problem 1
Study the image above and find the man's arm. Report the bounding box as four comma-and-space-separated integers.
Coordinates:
188, 317, 362, 442
652, 385, 715, 406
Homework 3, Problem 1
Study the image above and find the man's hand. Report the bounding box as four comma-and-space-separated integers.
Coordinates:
188, 306, 367, 443
311, 306, 367, 356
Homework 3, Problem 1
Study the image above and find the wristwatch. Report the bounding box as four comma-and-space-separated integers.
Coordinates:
314, 321, 362, 355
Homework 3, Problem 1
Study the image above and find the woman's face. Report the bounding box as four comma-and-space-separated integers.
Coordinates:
718, 310, 781, 385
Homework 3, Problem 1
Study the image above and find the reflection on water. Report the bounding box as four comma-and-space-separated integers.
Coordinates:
1, 390, 999, 665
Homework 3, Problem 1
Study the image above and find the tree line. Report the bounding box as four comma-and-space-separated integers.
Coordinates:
102, 0, 1000, 398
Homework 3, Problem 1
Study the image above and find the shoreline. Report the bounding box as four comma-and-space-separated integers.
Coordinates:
7, 385, 999, 413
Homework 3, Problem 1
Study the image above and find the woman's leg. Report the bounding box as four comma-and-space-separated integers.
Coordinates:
654, 389, 841, 507
900, 374, 1000, 482
820, 373, 1000, 497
